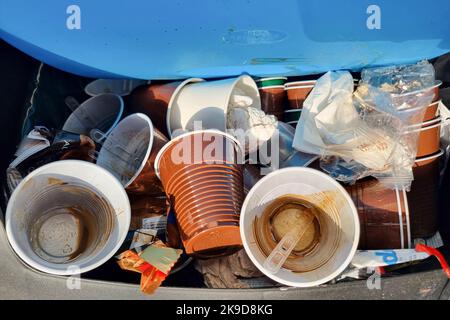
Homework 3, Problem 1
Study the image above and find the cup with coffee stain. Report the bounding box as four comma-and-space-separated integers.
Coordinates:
240, 167, 359, 287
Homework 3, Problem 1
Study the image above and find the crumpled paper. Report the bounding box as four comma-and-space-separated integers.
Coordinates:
227, 88, 277, 154
7, 126, 95, 193
194, 250, 267, 289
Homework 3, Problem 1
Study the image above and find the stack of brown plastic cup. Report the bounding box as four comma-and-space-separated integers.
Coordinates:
155, 130, 244, 257
345, 177, 409, 250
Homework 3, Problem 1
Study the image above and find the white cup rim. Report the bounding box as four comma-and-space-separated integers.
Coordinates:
166, 78, 205, 137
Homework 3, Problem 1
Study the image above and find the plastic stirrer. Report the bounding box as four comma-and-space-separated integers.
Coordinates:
263, 214, 315, 274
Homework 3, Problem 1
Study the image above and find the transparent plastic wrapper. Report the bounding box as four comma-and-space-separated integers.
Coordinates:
352, 61, 436, 189
294, 63, 436, 190
360, 61, 435, 95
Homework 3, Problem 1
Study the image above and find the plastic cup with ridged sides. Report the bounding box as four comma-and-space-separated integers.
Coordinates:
155, 130, 245, 257
5, 160, 131, 275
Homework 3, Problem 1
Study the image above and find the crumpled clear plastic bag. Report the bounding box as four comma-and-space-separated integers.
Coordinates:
353, 61, 436, 189
293, 61, 436, 190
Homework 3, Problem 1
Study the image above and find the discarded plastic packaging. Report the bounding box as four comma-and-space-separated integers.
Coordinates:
294, 67, 436, 190
260, 121, 318, 169
128, 195, 168, 231
7, 127, 96, 193
117, 240, 182, 294
351, 249, 430, 269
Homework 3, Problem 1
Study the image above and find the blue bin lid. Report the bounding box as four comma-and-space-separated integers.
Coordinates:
1, 0, 449, 79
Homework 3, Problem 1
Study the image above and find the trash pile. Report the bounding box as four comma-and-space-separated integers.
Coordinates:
4, 61, 450, 293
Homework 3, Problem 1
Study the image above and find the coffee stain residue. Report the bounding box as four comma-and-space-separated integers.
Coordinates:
253, 191, 343, 273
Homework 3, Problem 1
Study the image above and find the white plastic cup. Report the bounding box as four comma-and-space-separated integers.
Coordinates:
5, 160, 131, 275
167, 75, 261, 137
62, 93, 124, 136
240, 167, 359, 287
96, 113, 167, 195
85, 79, 147, 96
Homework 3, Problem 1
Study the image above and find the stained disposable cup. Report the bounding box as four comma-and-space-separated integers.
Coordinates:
96, 113, 168, 196
5, 160, 130, 275
241, 167, 359, 287
63, 93, 124, 136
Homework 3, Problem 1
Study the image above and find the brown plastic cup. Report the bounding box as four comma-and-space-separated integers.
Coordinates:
258, 85, 286, 120
172, 179, 244, 200
423, 100, 441, 122
167, 172, 244, 200
170, 176, 244, 198
155, 130, 243, 184
155, 130, 244, 256
128, 79, 203, 137
345, 178, 409, 249
183, 215, 240, 238
173, 185, 244, 212
128, 81, 181, 137
285, 85, 314, 109
408, 150, 443, 238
